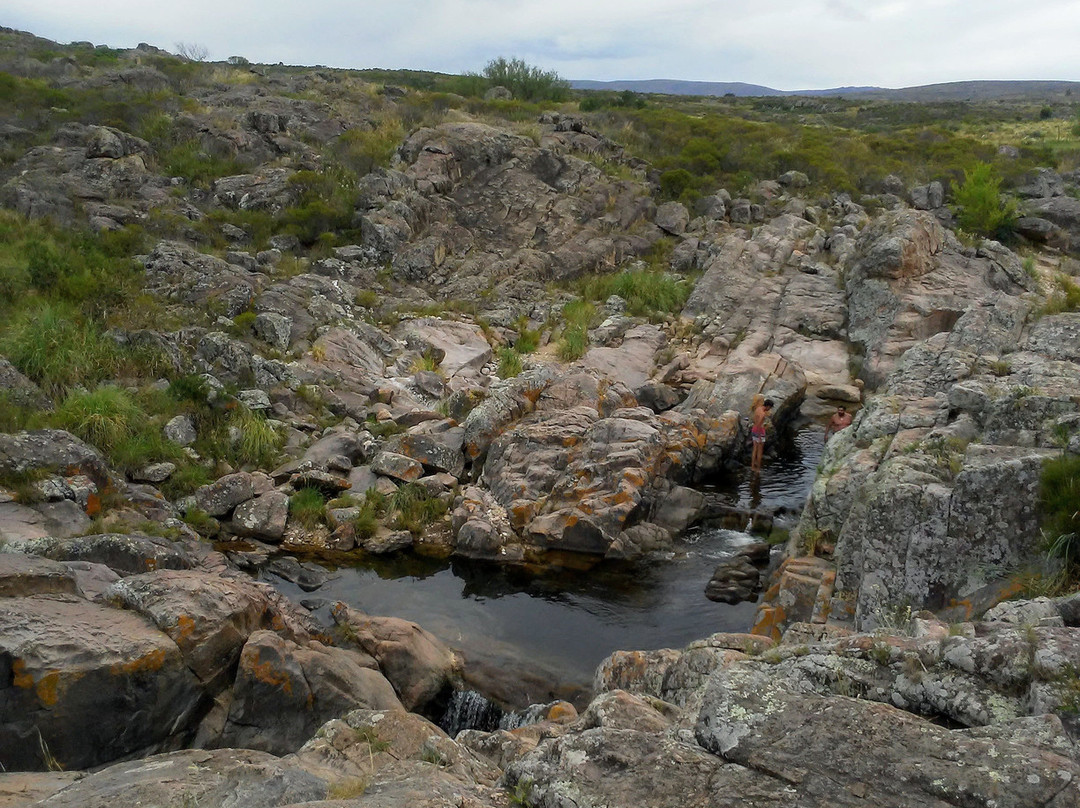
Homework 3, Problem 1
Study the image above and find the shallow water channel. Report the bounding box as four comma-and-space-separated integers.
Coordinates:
267, 426, 826, 705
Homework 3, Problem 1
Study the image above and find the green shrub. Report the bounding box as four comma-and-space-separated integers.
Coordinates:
290, 487, 326, 528
332, 118, 405, 176
576, 269, 692, 320
230, 406, 283, 468
1044, 273, 1080, 315
480, 57, 569, 102
555, 299, 595, 361
1, 303, 125, 395
1043, 454, 1080, 568
53, 385, 185, 473
497, 347, 523, 379
388, 483, 447, 535
953, 162, 1017, 240
513, 321, 540, 354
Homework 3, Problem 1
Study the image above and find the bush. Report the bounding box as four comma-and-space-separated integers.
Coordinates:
388, 483, 447, 536
1, 303, 125, 395
953, 162, 1017, 240
1044, 273, 1080, 315
53, 385, 184, 473
555, 300, 595, 361
497, 347, 523, 379
1043, 454, 1080, 568
481, 57, 570, 102
290, 488, 326, 529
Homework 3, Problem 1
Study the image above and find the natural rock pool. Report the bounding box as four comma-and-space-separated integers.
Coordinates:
268, 426, 826, 705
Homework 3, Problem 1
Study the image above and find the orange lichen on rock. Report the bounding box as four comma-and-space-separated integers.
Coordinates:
84, 492, 101, 516
112, 649, 167, 676
250, 651, 293, 695
11, 658, 33, 690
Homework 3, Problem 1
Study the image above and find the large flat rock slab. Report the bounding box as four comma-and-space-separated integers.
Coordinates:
0, 594, 204, 771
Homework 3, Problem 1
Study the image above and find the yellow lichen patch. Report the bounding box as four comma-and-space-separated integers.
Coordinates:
250, 651, 293, 695
112, 649, 167, 676
35, 672, 63, 707
11, 659, 34, 690
173, 614, 197, 645
545, 702, 578, 723
84, 492, 101, 517
752, 605, 786, 641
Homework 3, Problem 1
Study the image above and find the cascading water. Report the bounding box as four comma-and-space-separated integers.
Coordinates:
437, 689, 558, 736
438, 689, 505, 736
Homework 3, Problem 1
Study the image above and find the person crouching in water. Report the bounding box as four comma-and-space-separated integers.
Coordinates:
751, 398, 774, 473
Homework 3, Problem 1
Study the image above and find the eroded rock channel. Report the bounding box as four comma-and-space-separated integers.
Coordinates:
2, 28, 1080, 807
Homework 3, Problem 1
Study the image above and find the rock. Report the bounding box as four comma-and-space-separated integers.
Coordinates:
194, 472, 255, 517
371, 451, 424, 482
105, 569, 307, 692
131, 462, 176, 483
695, 663, 1080, 806
704, 555, 761, 604
0, 358, 52, 409
909, 180, 944, 210
1016, 167, 1065, 199
361, 528, 415, 555
253, 311, 293, 351
219, 630, 401, 754
0, 553, 78, 598
231, 491, 289, 542
634, 381, 680, 413
0, 594, 204, 770
0, 429, 115, 487
164, 414, 197, 446
654, 201, 689, 235
778, 170, 810, 188
17, 533, 193, 576
331, 604, 461, 711
386, 432, 465, 478
28, 748, 327, 808
144, 241, 263, 319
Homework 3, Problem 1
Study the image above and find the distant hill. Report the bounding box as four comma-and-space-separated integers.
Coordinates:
571, 78, 1080, 102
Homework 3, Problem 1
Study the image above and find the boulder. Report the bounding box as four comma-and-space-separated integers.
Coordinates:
0, 594, 204, 771
218, 630, 402, 754
371, 451, 424, 482
17, 533, 193, 576
26, 748, 327, 808
331, 604, 460, 711
654, 201, 689, 235
194, 472, 255, 517
105, 569, 306, 692
0, 553, 78, 598
231, 491, 289, 542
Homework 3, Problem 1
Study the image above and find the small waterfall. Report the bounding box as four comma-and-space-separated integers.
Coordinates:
437, 690, 558, 736
498, 702, 549, 731
438, 690, 505, 736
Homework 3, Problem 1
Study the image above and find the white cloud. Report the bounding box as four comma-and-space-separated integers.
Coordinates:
5, 0, 1079, 89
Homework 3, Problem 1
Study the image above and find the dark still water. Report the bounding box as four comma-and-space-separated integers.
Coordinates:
266, 427, 826, 703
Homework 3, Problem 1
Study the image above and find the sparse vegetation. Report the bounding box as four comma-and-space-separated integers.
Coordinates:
555, 300, 596, 361
1042, 454, 1080, 572
289, 488, 327, 529
953, 162, 1017, 240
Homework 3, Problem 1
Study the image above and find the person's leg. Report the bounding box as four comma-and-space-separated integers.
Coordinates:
751, 438, 762, 471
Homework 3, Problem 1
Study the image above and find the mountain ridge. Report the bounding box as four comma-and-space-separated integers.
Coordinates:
571, 77, 1080, 101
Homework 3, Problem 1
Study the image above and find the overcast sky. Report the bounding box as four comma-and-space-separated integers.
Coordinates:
6, 0, 1079, 90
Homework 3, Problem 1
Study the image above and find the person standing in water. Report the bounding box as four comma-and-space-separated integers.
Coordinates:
750, 398, 774, 473
824, 405, 853, 441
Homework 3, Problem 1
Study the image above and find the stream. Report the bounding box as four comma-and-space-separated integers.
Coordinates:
266, 425, 826, 709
